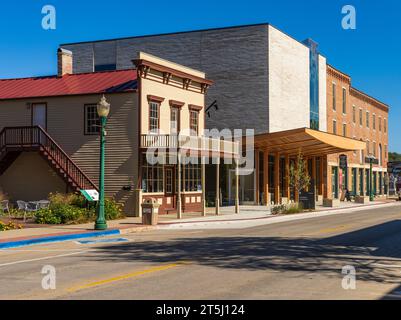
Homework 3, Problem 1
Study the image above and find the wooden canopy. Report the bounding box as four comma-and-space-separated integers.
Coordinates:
252, 128, 366, 157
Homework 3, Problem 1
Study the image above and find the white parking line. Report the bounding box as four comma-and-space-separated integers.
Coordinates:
0, 250, 88, 267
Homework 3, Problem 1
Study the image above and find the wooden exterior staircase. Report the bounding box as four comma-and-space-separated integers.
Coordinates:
0, 126, 98, 192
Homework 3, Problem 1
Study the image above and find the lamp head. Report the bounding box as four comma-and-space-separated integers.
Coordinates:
97, 95, 111, 118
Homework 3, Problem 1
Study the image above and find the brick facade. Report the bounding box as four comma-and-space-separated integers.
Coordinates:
326, 65, 389, 199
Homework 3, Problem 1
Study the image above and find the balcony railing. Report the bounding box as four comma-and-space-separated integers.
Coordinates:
140, 134, 239, 156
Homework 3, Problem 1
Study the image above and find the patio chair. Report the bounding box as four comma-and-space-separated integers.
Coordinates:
25, 202, 40, 222
37, 200, 50, 209
1, 200, 10, 218
16, 200, 28, 222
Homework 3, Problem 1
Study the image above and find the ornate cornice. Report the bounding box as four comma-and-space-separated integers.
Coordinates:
350, 87, 389, 112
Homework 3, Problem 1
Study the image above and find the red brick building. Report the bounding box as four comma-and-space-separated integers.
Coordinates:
326, 65, 389, 200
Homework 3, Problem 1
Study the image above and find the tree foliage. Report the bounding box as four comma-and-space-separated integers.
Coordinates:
289, 150, 311, 195
389, 152, 401, 162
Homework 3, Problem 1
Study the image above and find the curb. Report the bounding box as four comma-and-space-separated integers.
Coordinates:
0, 224, 159, 250
159, 201, 401, 228
0, 229, 121, 249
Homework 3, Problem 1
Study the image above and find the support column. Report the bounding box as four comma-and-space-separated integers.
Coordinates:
295, 157, 299, 203
177, 153, 182, 219
312, 156, 317, 200
215, 157, 220, 215
274, 152, 280, 204
319, 157, 324, 196
235, 160, 240, 214
201, 156, 206, 216
285, 154, 290, 199
255, 151, 260, 205
263, 149, 269, 205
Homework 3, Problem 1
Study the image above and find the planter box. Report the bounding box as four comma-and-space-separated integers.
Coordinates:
355, 196, 370, 204
316, 195, 323, 206
323, 198, 340, 207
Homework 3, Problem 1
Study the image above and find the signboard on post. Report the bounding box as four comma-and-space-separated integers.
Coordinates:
80, 189, 99, 202
299, 190, 316, 210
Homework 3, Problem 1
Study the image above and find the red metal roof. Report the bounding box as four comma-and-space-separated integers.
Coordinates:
0, 69, 137, 100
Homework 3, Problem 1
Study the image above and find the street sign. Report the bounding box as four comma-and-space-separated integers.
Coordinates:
80, 189, 99, 202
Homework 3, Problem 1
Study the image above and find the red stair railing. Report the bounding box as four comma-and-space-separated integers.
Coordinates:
0, 126, 98, 191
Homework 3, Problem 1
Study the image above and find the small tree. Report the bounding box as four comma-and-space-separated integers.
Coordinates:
289, 150, 311, 200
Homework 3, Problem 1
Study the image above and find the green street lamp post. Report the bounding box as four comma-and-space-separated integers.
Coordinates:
95, 95, 110, 230
366, 154, 376, 202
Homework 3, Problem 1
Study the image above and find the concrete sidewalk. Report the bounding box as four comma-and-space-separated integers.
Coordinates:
0, 199, 399, 248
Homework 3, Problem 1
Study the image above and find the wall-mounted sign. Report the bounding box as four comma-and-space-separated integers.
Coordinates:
80, 189, 99, 202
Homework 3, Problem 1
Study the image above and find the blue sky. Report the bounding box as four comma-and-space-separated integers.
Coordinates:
1, 0, 400, 151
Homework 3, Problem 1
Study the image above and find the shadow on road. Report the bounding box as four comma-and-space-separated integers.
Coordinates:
90, 220, 401, 284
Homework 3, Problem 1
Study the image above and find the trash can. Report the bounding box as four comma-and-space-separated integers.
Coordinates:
141, 198, 160, 225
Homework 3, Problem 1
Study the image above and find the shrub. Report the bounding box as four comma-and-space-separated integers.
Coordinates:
34, 194, 124, 224
34, 209, 62, 225
0, 220, 22, 231
282, 203, 304, 215
271, 202, 304, 215
104, 198, 124, 220
48, 192, 86, 208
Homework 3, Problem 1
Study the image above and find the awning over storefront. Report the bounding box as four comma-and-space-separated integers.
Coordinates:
252, 128, 366, 157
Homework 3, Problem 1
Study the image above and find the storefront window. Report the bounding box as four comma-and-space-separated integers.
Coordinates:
142, 154, 163, 193
184, 162, 201, 192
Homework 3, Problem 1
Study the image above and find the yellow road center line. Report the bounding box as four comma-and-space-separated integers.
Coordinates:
311, 224, 353, 235
67, 261, 190, 293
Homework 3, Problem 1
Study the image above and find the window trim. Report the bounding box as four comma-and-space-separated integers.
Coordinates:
84, 104, 100, 135
169, 104, 182, 135
332, 119, 337, 135
372, 113, 376, 131
378, 116, 382, 132
342, 87, 347, 114
189, 104, 202, 136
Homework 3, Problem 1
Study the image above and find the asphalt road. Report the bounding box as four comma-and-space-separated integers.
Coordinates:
2, 204, 401, 300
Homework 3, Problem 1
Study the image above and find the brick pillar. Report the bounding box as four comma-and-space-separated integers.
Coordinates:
57, 48, 73, 76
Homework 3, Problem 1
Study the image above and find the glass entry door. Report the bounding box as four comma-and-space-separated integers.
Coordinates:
32, 103, 47, 129
165, 167, 175, 195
